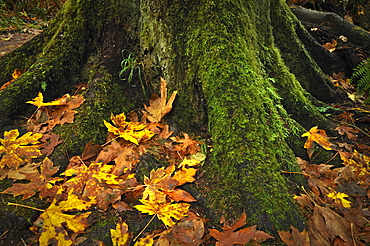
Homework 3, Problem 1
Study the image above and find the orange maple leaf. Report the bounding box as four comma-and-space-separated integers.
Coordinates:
0, 69, 22, 91
337, 111, 355, 124
2, 158, 62, 199
209, 212, 273, 246
323, 39, 337, 52
40, 133, 64, 157
142, 163, 197, 203
301, 126, 336, 158
170, 132, 200, 156
143, 77, 178, 123
159, 212, 205, 245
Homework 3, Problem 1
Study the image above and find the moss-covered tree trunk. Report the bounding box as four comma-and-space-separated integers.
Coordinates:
0, 0, 344, 241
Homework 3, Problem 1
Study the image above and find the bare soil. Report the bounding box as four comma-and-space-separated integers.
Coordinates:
0, 29, 42, 57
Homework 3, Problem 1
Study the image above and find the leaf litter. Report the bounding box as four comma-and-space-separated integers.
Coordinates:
0, 78, 369, 245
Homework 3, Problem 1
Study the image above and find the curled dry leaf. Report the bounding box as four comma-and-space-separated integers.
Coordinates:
143, 77, 178, 123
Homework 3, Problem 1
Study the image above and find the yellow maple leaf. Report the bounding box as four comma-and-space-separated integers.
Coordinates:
62, 162, 121, 191
178, 158, 201, 168
0, 129, 43, 168
172, 167, 197, 186
61, 162, 134, 210
104, 113, 155, 145
26, 91, 66, 108
135, 199, 190, 227
111, 220, 131, 246
33, 198, 91, 246
301, 126, 335, 158
134, 234, 154, 246
326, 191, 351, 208
58, 192, 97, 212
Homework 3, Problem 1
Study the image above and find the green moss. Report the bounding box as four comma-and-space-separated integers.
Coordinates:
177, 0, 307, 233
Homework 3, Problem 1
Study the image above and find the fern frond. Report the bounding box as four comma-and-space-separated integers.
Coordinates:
351, 58, 370, 95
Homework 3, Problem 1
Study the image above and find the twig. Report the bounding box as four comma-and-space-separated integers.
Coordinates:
0, 230, 8, 240
323, 151, 339, 165
351, 223, 357, 246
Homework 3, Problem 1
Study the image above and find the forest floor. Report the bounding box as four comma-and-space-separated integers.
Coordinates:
0, 28, 42, 57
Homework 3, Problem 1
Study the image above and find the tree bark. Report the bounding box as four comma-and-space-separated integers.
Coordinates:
0, 0, 354, 243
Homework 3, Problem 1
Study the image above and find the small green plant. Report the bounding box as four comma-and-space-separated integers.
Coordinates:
119, 50, 147, 98
351, 58, 370, 101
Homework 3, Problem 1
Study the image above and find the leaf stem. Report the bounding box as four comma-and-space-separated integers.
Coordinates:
7, 202, 45, 212
133, 215, 156, 242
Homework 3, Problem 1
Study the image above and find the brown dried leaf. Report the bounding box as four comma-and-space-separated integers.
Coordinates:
335, 125, 359, 140
2, 158, 62, 199
143, 77, 178, 123
278, 226, 310, 246
81, 142, 102, 161
170, 132, 200, 156
40, 133, 64, 156
210, 212, 273, 246
164, 212, 205, 246
310, 205, 351, 243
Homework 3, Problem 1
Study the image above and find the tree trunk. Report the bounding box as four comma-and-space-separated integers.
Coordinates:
0, 0, 349, 243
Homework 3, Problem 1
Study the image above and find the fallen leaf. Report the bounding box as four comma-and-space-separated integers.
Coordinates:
0, 162, 40, 181
81, 142, 102, 161
104, 113, 155, 145
135, 199, 190, 227
209, 212, 273, 246
111, 146, 139, 176
326, 191, 351, 208
0, 129, 43, 168
62, 161, 137, 210
31, 195, 93, 246
0, 69, 22, 91
110, 220, 131, 246
143, 77, 178, 123
335, 125, 359, 140
310, 205, 351, 243
40, 133, 64, 156
301, 126, 336, 158
323, 39, 337, 52
337, 112, 355, 124
27, 92, 66, 108
163, 212, 205, 246
278, 226, 310, 246
134, 233, 154, 246
142, 163, 197, 203
170, 132, 200, 156
2, 158, 62, 199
